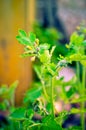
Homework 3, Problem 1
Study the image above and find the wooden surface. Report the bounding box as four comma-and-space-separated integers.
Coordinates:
0, 0, 35, 105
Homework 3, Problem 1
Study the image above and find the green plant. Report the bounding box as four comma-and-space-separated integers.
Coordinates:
0, 81, 18, 130
63, 24, 86, 130
32, 22, 68, 62
16, 25, 86, 129
14, 30, 65, 130
3, 24, 86, 130
0, 81, 18, 111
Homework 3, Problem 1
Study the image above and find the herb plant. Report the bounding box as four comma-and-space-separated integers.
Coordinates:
15, 29, 64, 130
16, 25, 86, 130
1, 24, 86, 130
32, 23, 68, 62
64, 25, 86, 130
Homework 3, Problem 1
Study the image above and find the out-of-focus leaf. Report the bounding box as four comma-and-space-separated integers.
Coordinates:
39, 50, 51, 63
55, 111, 69, 125
71, 96, 86, 103
66, 87, 75, 98
68, 126, 81, 130
42, 115, 62, 130
10, 107, 26, 120
80, 60, 86, 66
23, 85, 42, 103
16, 35, 30, 45
9, 80, 18, 95
26, 109, 34, 119
71, 108, 86, 114
39, 44, 50, 54
33, 65, 42, 81
50, 46, 56, 56
70, 32, 84, 46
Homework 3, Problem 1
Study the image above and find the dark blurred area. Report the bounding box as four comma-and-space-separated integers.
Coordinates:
36, 0, 69, 44
36, 0, 86, 43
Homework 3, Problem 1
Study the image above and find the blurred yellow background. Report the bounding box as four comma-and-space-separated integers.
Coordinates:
0, 0, 35, 105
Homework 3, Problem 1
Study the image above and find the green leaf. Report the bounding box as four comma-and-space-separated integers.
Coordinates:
70, 32, 84, 46
23, 85, 42, 103
26, 109, 34, 119
39, 50, 51, 63
10, 107, 26, 120
0, 85, 8, 96
8, 81, 18, 104
70, 32, 78, 44
39, 44, 50, 54
42, 116, 62, 130
55, 111, 68, 125
29, 32, 36, 42
18, 29, 27, 37
47, 63, 56, 76
34, 65, 42, 81
66, 53, 86, 62
82, 40, 86, 46
0, 81, 18, 101
9, 80, 18, 93
16, 35, 30, 45
68, 126, 81, 130
55, 111, 68, 123
23, 119, 34, 129
80, 60, 86, 66
16, 35, 22, 43
71, 108, 86, 114
71, 96, 86, 103
50, 46, 56, 56
66, 87, 75, 98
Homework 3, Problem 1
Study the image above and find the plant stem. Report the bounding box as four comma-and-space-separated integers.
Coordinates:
81, 66, 85, 130
76, 62, 81, 93
41, 66, 49, 102
51, 77, 55, 118
42, 80, 49, 101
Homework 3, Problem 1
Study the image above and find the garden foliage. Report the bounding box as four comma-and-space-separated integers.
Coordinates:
0, 24, 86, 130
